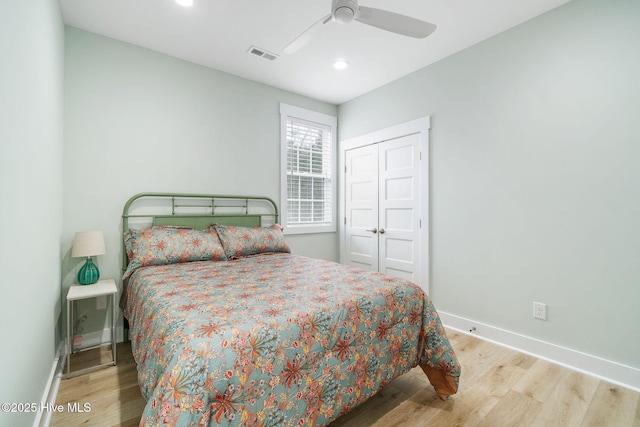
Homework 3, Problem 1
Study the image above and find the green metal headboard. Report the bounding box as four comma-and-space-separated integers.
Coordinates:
121, 192, 279, 272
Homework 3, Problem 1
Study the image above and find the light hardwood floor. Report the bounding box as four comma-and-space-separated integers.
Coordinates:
50, 329, 640, 426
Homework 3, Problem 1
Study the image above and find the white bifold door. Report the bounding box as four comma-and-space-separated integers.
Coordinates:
344, 133, 421, 283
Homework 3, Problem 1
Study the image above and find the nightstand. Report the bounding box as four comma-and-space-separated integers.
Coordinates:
66, 279, 117, 378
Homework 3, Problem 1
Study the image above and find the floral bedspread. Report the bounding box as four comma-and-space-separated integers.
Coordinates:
122, 253, 460, 426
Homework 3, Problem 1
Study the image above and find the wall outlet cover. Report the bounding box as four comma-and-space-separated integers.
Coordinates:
96, 295, 107, 310
533, 302, 547, 320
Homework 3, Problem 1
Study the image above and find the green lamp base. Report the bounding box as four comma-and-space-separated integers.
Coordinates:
78, 257, 100, 285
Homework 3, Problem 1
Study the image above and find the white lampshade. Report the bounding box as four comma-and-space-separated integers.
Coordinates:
71, 231, 106, 258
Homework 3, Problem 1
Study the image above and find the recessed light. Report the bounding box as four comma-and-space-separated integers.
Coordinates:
175, 0, 193, 7
333, 59, 349, 70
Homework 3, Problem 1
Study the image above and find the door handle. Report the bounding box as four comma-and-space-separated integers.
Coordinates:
366, 228, 378, 234
378, 228, 386, 234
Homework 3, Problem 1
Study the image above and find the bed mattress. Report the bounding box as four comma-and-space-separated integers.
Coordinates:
122, 253, 460, 426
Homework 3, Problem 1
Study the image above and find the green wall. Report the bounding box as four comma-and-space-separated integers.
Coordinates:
339, 0, 640, 369
0, 1, 65, 426
63, 27, 339, 337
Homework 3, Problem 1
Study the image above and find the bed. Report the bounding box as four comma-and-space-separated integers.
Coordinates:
120, 193, 460, 426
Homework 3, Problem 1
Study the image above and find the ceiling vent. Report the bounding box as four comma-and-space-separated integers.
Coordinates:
247, 45, 279, 61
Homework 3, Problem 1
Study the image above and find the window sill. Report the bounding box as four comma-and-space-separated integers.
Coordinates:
283, 225, 336, 235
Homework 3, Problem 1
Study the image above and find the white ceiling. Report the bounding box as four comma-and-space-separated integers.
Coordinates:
59, 0, 572, 105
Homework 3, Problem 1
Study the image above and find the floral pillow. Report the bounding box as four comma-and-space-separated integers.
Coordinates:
123, 226, 226, 279
211, 224, 290, 259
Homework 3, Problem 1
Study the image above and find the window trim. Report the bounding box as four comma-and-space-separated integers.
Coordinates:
280, 103, 337, 235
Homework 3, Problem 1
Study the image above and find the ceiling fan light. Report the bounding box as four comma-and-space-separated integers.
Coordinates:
175, 0, 193, 7
333, 59, 350, 70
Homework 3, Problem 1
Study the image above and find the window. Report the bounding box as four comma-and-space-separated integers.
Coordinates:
280, 103, 337, 234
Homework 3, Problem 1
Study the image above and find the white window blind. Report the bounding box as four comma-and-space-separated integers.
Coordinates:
280, 104, 337, 234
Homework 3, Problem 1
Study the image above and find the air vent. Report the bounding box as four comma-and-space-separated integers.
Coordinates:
247, 45, 279, 61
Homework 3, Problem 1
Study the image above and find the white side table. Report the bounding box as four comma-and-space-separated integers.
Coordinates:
66, 279, 117, 378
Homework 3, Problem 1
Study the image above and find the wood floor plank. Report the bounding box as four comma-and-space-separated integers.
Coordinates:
450, 336, 506, 387
373, 380, 449, 427
476, 389, 541, 427
50, 331, 640, 427
367, 393, 438, 427
580, 381, 639, 427
330, 368, 430, 426
529, 369, 599, 427
476, 352, 528, 398
512, 358, 566, 403
425, 389, 498, 427
52, 343, 145, 427
500, 347, 538, 371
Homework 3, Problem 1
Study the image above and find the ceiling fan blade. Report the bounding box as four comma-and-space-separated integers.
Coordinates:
355, 6, 436, 38
283, 14, 333, 54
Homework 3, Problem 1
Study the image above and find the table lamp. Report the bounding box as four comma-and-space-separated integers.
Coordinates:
71, 231, 106, 285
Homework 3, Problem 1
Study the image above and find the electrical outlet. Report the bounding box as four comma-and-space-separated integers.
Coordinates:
533, 302, 547, 320
96, 295, 107, 310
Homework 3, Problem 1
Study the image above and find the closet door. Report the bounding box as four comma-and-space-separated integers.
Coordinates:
344, 134, 421, 282
378, 134, 421, 281
344, 144, 379, 271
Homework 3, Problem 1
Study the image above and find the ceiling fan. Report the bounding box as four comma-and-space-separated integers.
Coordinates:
283, 0, 437, 54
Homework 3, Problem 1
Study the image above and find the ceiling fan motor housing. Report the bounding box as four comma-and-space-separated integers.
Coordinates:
332, 0, 358, 24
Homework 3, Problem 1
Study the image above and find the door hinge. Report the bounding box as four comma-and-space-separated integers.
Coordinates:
420, 151, 422, 160
419, 219, 422, 228
344, 217, 347, 225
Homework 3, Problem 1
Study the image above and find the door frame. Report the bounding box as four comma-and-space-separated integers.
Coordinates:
339, 116, 431, 293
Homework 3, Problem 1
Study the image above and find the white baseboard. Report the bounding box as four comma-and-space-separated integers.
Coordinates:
34, 341, 65, 427
439, 311, 640, 393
